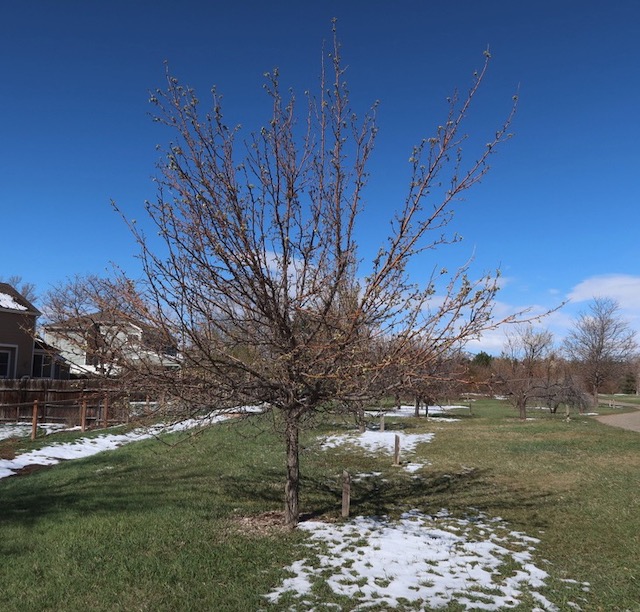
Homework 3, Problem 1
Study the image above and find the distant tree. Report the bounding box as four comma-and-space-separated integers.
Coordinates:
537, 354, 589, 415
465, 349, 495, 392
471, 351, 493, 368
563, 298, 637, 405
43, 275, 176, 385
620, 370, 636, 395
102, 28, 526, 527
495, 325, 555, 420
1, 275, 37, 303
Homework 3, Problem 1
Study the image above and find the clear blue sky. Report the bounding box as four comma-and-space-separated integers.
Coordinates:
2, 1, 639, 353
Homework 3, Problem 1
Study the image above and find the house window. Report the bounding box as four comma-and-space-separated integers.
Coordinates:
0, 350, 10, 378
0, 347, 16, 378
32, 353, 52, 378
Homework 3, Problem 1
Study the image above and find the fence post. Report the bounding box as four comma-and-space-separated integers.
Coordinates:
31, 400, 39, 441
341, 470, 351, 518
393, 434, 400, 466
103, 394, 109, 428
379, 414, 385, 432
81, 399, 87, 432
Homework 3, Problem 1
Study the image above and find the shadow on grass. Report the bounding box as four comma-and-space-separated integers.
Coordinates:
0, 453, 555, 537
1, 415, 557, 544
0, 461, 285, 529
326, 468, 554, 526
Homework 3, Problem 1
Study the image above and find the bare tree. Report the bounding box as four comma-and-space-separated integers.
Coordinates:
536, 354, 589, 416
102, 28, 525, 527
495, 325, 555, 420
398, 345, 466, 417
1, 275, 37, 303
42, 275, 177, 387
563, 297, 637, 405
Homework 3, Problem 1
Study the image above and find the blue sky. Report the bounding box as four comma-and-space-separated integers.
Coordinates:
2, 1, 639, 353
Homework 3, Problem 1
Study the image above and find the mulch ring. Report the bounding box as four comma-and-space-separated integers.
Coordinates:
0, 437, 19, 460
230, 511, 291, 536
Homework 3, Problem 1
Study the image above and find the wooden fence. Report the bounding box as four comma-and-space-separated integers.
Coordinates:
0, 379, 145, 438
0, 379, 103, 406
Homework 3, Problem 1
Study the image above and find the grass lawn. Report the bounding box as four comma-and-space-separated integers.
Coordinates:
1, 399, 638, 610
598, 393, 640, 407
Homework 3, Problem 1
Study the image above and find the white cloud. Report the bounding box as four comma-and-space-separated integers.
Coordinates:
567, 274, 640, 310
466, 274, 640, 355
465, 299, 576, 355
465, 328, 508, 354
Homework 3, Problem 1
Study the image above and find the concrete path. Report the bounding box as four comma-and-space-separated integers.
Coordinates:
594, 403, 640, 433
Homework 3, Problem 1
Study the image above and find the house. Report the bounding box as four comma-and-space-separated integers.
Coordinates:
0, 283, 69, 379
32, 338, 71, 380
0, 283, 40, 379
43, 311, 179, 377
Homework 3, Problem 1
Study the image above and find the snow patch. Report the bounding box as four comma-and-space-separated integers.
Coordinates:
0, 291, 27, 311
0, 411, 234, 480
321, 430, 434, 454
265, 510, 589, 610
370, 404, 468, 420
0, 423, 78, 441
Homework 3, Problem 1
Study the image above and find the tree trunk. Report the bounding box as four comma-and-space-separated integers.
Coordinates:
414, 395, 420, 417
518, 398, 527, 420
356, 401, 366, 433
284, 416, 300, 528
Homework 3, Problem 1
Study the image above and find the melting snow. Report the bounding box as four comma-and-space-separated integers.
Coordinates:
266, 509, 588, 610
321, 430, 435, 454
0, 412, 231, 479
0, 423, 77, 441
373, 404, 469, 420
320, 429, 433, 474
0, 291, 27, 310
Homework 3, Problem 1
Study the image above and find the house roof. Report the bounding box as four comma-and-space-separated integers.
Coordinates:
45, 310, 176, 349
44, 310, 143, 331
0, 283, 41, 316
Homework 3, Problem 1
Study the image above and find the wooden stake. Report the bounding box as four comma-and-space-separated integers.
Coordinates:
393, 434, 400, 466
379, 414, 385, 432
103, 395, 109, 428
81, 399, 87, 432
31, 400, 38, 441
341, 470, 351, 518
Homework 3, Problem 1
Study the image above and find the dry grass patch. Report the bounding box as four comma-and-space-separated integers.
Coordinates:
0, 437, 18, 459
230, 511, 290, 536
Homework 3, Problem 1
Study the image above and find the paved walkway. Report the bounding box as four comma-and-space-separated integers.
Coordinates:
594, 402, 640, 433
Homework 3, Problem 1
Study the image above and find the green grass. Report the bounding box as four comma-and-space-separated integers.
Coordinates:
1, 400, 639, 610
598, 393, 640, 407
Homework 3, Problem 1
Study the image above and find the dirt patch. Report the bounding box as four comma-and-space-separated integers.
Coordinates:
12, 464, 52, 477
230, 511, 290, 536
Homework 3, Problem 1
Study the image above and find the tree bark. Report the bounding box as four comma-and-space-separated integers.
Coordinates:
356, 401, 366, 433
518, 398, 527, 420
284, 415, 300, 528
